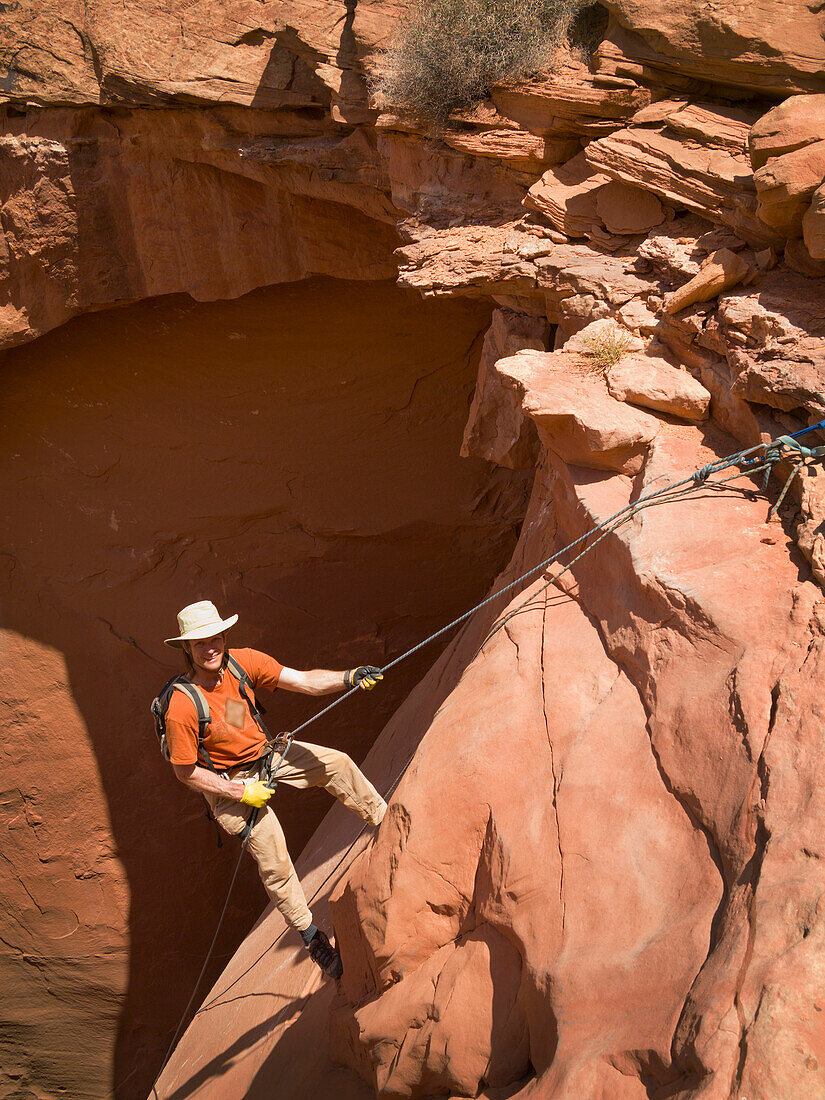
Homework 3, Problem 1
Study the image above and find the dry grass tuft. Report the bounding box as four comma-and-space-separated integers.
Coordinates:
373, 0, 594, 130
578, 325, 634, 374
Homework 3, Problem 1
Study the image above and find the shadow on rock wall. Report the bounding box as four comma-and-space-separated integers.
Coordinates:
0, 277, 531, 1098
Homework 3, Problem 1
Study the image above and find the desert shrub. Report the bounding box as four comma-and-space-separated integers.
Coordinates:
374, 0, 591, 129
579, 324, 634, 373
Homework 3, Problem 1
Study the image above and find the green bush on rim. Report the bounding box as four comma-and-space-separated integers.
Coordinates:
374, 0, 588, 129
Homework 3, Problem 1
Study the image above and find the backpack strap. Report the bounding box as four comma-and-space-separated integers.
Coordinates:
226, 653, 271, 740
172, 680, 218, 772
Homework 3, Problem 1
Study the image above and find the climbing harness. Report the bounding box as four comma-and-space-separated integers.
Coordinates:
149, 419, 825, 1098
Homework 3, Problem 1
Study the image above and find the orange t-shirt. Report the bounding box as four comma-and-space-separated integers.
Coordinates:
165, 648, 284, 770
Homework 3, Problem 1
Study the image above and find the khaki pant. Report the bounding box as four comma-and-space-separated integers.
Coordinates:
204, 740, 386, 931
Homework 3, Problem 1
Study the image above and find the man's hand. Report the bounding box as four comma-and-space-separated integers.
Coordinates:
345, 666, 384, 691
241, 780, 273, 808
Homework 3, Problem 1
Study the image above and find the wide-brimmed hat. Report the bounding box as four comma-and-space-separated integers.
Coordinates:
164, 601, 238, 648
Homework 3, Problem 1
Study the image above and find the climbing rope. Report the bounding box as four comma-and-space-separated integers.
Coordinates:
149, 419, 825, 1097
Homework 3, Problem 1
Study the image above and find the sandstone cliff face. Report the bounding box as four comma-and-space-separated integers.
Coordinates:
0, 280, 526, 1098
2, 1, 825, 1098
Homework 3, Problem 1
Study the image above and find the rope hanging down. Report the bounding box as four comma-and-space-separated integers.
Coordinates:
149, 420, 825, 1097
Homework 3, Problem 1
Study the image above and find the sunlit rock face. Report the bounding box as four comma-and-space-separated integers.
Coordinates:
0, 278, 530, 1098
3, 1, 825, 1099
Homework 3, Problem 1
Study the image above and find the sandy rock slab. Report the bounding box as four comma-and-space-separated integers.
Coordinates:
607, 353, 711, 421
597, 0, 825, 95
493, 349, 660, 474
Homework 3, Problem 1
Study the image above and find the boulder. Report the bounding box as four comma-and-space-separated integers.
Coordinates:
803, 181, 825, 259
754, 140, 825, 235
664, 248, 752, 314
749, 94, 825, 170
607, 353, 711, 420
524, 151, 614, 240
495, 350, 660, 474
595, 179, 666, 234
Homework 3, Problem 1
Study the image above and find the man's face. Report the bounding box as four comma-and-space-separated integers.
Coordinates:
187, 632, 226, 674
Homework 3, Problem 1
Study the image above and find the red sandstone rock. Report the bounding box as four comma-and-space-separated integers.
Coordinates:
461, 308, 547, 469
596, 0, 825, 96
524, 151, 614, 241
0, 108, 400, 350
749, 94, 825, 170
754, 140, 825, 235
804, 182, 825, 259
494, 349, 660, 474
490, 69, 650, 136
377, 130, 526, 224
396, 223, 538, 299
441, 128, 580, 171
595, 178, 666, 235
785, 236, 825, 278
585, 103, 780, 249
534, 243, 652, 317
607, 352, 711, 420
3, 5, 825, 1099
664, 248, 752, 314
616, 297, 660, 335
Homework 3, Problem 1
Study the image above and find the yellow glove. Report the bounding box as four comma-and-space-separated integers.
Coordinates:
345, 666, 384, 691
241, 780, 273, 808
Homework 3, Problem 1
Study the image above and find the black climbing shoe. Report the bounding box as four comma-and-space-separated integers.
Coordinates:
307, 929, 343, 979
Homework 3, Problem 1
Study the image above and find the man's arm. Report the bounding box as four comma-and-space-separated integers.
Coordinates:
172, 762, 245, 802
277, 667, 349, 696
277, 666, 383, 695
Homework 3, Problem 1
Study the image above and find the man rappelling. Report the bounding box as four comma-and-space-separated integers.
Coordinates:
155, 600, 386, 980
